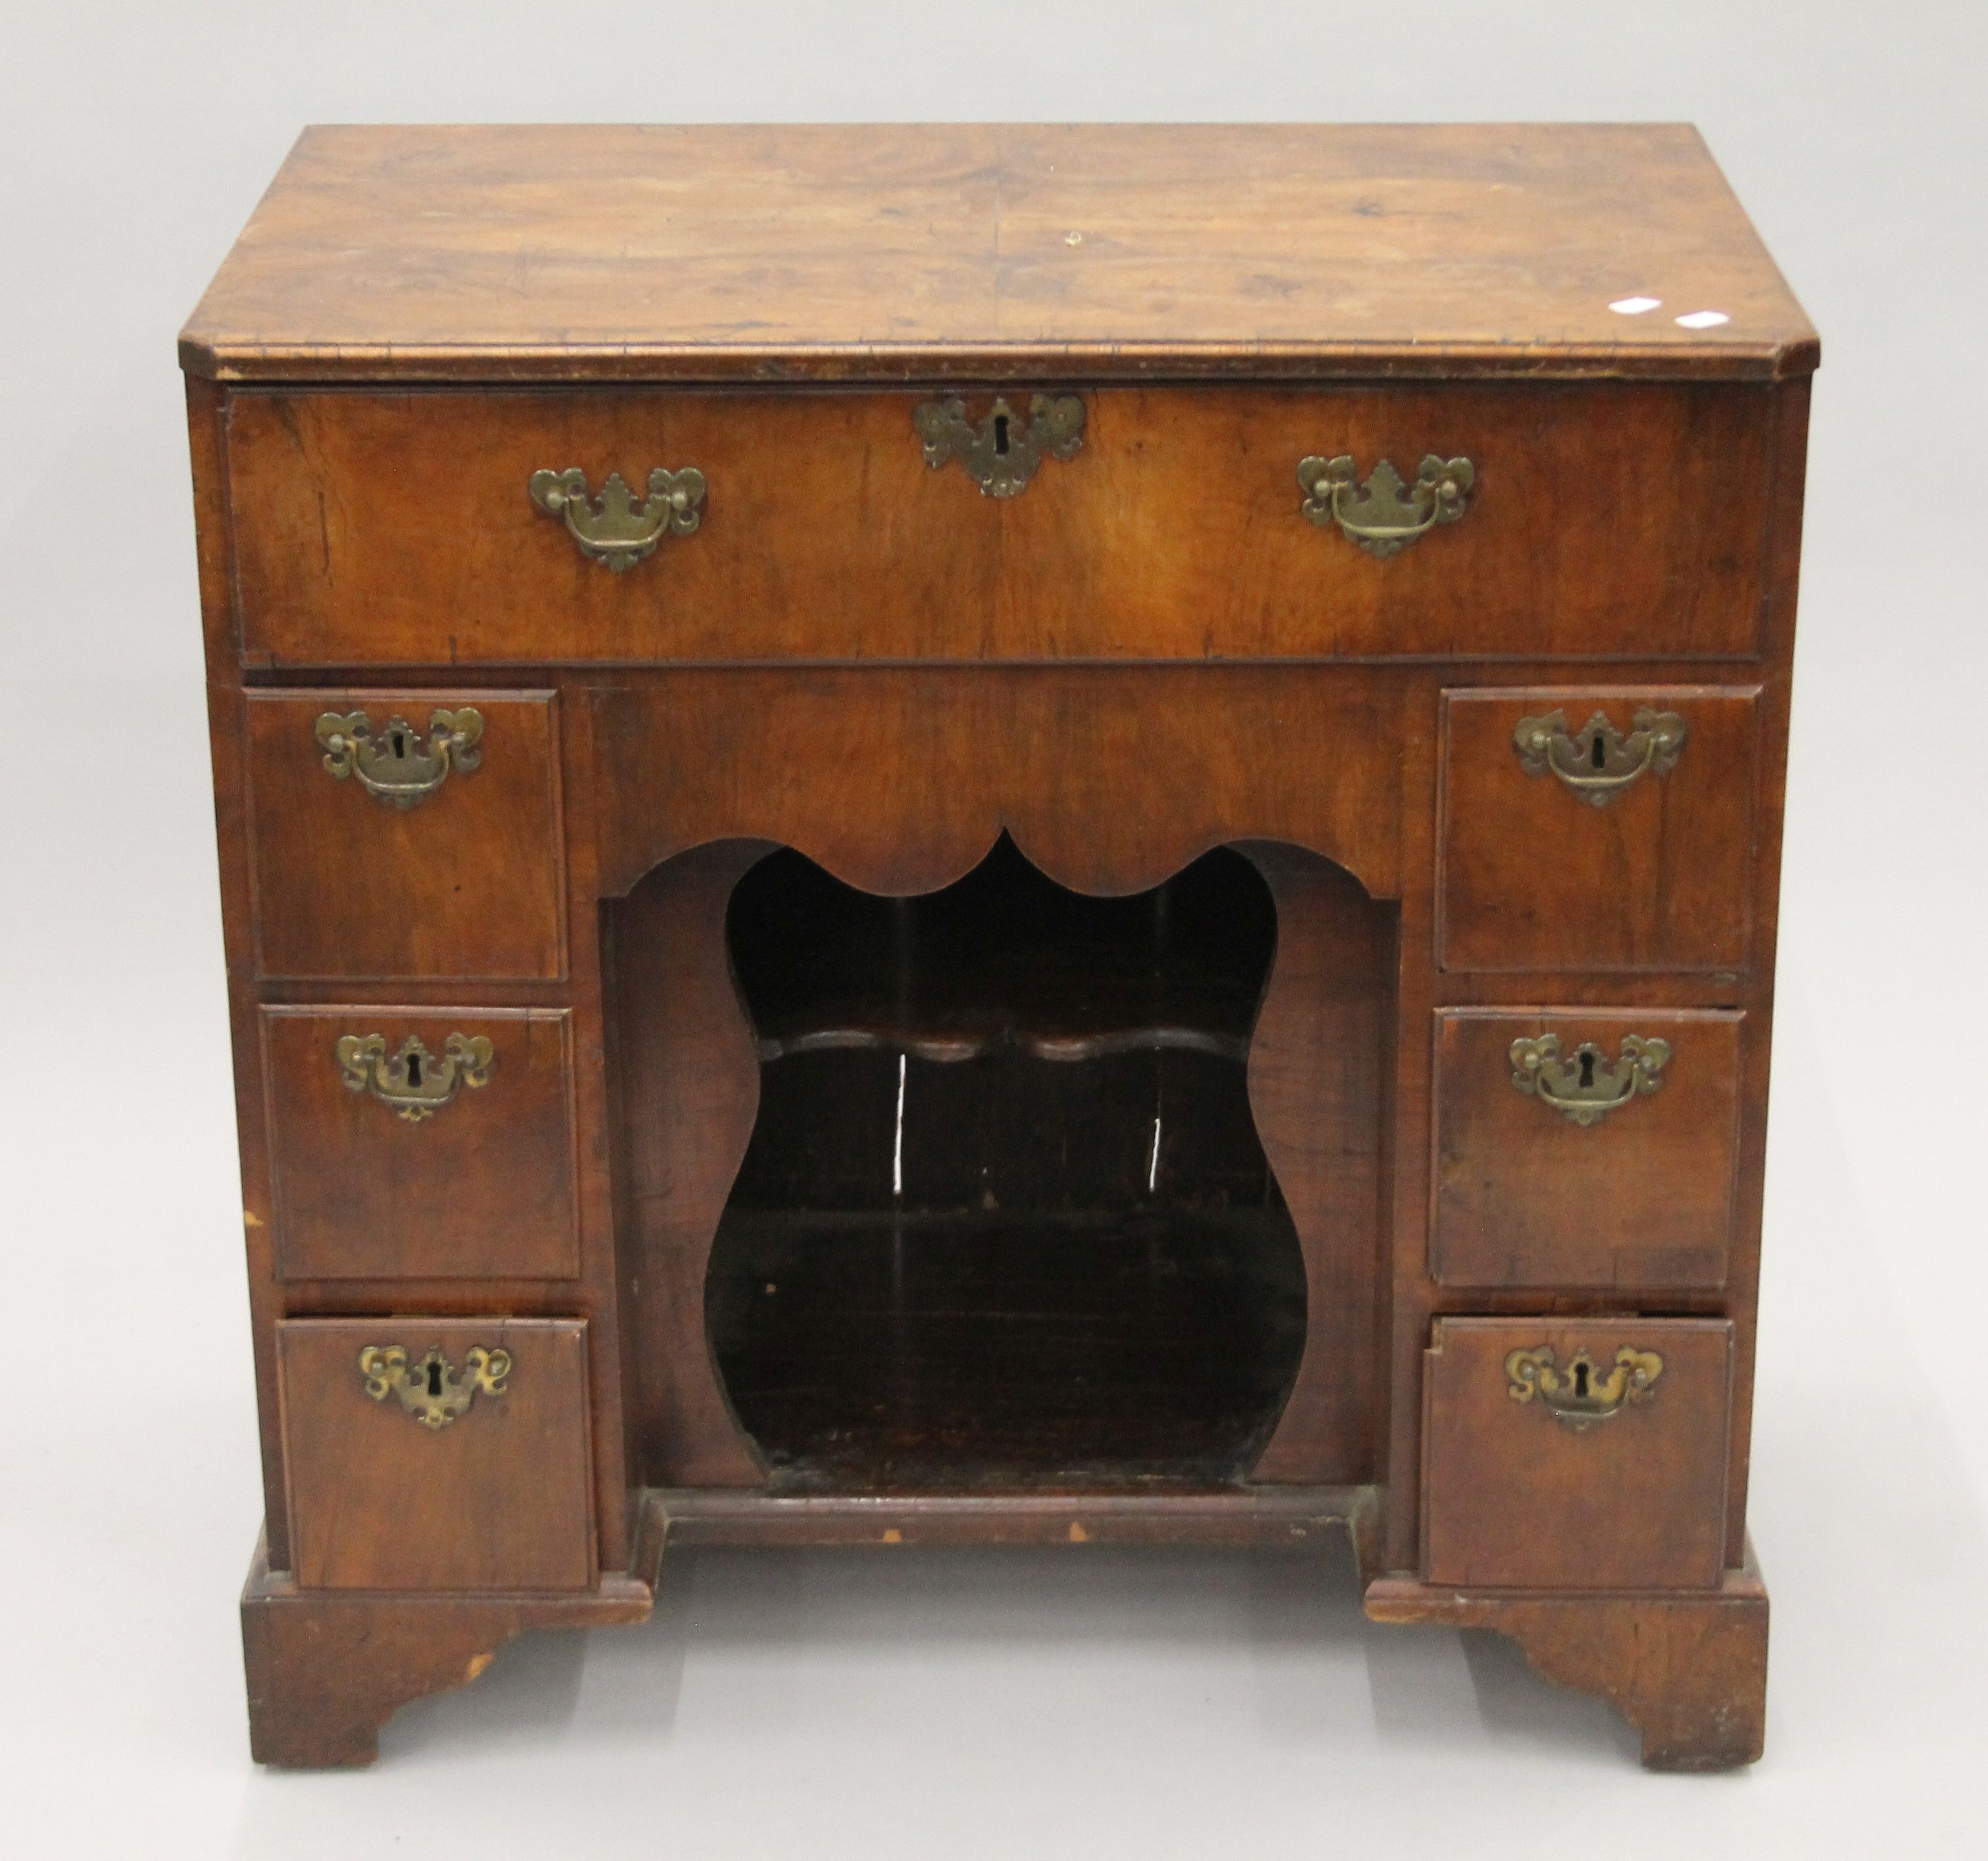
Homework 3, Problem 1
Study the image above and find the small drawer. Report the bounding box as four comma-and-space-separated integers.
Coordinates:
1431, 1008, 1742, 1290
245, 688, 565, 980
278, 1316, 595, 1591
1423, 1317, 1732, 1590
223, 385, 1772, 665
262, 1006, 578, 1281
1438, 686, 1759, 973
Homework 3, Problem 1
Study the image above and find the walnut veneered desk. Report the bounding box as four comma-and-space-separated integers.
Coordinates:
180, 123, 1815, 1769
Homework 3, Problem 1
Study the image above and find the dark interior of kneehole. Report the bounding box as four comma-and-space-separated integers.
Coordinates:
703, 834, 1306, 1492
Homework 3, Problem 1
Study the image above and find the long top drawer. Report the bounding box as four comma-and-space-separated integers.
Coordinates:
221, 384, 1777, 667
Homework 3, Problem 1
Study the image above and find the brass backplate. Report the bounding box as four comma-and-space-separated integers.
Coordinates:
335, 1032, 495, 1122
358, 1343, 512, 1428
1505, 1344, 1665, 1431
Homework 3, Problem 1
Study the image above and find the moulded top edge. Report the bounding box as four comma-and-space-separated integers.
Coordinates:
178, 335, 1819, 387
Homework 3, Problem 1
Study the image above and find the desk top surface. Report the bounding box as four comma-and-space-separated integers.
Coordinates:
180, 123, 1816, 386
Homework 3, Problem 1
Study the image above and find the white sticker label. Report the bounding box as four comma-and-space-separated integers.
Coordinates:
1675, 310, 1731, 329
1608, 296, 1662, 316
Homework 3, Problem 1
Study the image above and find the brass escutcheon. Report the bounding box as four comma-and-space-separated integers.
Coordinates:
1509, 1032, 1669, 1126
1505, 1344, 1665, 1431
316, 708, 482, 810
914, 394, 1085, 497
1297, 453, 1474, 556
336, 1032, 495, 1123
359, 1343, 512, 1429
1512, 707, 1687, 806
529, 465, 706, 570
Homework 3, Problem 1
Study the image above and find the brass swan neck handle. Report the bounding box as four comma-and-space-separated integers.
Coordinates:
1297, 453, 1475, 556
1509, 1033, 1669, 1127
1512, 708, 1688, 806
316, 708, 482, 810
529, 465, 706, 570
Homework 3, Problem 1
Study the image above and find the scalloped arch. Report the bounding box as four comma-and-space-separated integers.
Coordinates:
591, 668, 1402, 906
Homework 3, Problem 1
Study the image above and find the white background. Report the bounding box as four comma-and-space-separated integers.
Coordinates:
3, 3, 1984, 1854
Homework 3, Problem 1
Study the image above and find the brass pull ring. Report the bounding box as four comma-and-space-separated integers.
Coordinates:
1297, 453, 1474, 557
337, 1032, 495, 1123
316, 708, 482, 810
359, 1344, 512, 1429
529, 465, 706, 571
1509, 1033, 1668, 1127
1506, 1345, 1664, 1432
1512, 708, 1687, 807
914, 394, 1085, 497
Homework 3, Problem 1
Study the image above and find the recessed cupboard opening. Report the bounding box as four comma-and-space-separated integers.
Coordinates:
609, 834, 1393, 1496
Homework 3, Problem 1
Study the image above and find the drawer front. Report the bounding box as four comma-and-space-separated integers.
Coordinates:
1438, 686, 1759, 972
1423, 1317, 1732, 1590
1431, 1008, 1743, 1290
225, 385, 1771, 666
278, 1317, 595, 1591
246, 689, 565, 980
263, 1007, 578, 1281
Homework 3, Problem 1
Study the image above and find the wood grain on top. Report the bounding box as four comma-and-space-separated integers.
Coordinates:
180, 124, 1816, 383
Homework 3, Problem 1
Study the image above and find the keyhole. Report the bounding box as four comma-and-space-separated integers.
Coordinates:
425, 1359, 444, 1398
993, 411, 1011, 455
391, 728, 408, 759
406, 1049, 423, 1087
1578, 1049, 1596, 1089
1572, 1360, 1591, 1398
1589, 733, 1607, 770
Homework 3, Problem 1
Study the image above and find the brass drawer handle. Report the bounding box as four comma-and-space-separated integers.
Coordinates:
1297, 453, 1474, 556
1510, 1032, 1668, 1126
1506, 1344, 1665, 1432
359, 1343, 511, 1429
915, 393, 1085, 497
316, 708, 482, 810
529, 465, 706, 570
1512, 707, 1687, 806
337, 1032, 495, 1123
